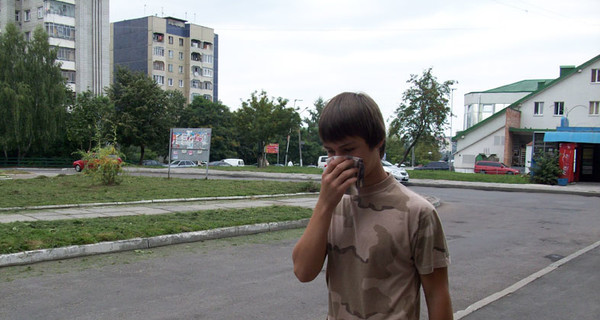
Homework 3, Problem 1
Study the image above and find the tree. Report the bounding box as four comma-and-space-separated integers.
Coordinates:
233, 91, 301, 167
299, 97, 326, 165
108, 67, 183, 164
389, 68, 455, 165
0, 23, 67, 160
177, 96, 238, 161
66, 90, 115, 151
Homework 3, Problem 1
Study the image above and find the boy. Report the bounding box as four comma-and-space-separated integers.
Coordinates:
292, 92, 453, 320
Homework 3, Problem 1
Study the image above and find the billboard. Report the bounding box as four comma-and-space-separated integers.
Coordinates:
169, 128, 212, 163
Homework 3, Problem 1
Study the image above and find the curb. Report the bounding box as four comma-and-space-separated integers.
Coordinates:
405, 180, 600, 197
0, 192, 320, 212
0, 219, 310, 268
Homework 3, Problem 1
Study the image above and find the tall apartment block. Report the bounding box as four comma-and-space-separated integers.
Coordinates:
0, 0, 110, 95
111, 16, 218, 103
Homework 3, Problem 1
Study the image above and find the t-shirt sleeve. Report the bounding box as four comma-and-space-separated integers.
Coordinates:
412, 207, 450, 275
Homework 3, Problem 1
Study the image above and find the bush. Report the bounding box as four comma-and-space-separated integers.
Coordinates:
531, 151, 562, 185
77, 145, 125, 185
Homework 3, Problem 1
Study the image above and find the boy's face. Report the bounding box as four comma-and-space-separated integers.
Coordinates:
323, 136, 382, 179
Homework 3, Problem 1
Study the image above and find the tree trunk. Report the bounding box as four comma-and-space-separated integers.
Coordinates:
139, 145, 146, 165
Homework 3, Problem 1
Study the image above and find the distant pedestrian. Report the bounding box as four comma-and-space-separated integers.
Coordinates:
292, 92, 453, 320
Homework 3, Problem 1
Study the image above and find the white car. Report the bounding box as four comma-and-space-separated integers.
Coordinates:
317, 156, 328, 169
382, 160, 409, 182
167, 160, 198, 168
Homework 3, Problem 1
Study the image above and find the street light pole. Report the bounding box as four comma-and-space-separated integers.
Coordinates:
293, 99, 304, 166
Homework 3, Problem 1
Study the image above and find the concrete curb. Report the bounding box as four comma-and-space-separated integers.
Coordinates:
0, 192, 319, 212
0, 219, 310, 268
406, 180, 600, 197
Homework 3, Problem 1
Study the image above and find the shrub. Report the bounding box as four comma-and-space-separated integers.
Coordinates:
531, 151, 562, 185
77, 145, 125, 185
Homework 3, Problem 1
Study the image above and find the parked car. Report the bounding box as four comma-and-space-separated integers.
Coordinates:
167, 160, 198, 168
208, 160, 232, 167
222, 158, 245, 166
317, 156, 328, 169
142, 159, 163, 166
73, 155, 122, 172
382, 160, 409, 182
413, 161, 452, 171
474, 161, 520, 175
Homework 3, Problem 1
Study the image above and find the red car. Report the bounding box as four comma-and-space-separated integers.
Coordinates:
73, 155, 122, 172
474, 161, 519, 175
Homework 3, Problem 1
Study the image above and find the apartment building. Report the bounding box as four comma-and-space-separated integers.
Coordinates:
0, 0, 110, 94
111, 16, 218, 103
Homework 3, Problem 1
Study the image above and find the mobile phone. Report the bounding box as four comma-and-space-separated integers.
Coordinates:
327, 156, 365, 191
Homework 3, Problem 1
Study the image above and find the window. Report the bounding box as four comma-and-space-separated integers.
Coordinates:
45, 23, 76, 41
153, 46, 164, 56
179, 52, 184, 60
178, 66, 184, 74
24, 32, 30, 41
179, 38, 184, 46
153, 61, 165, 71
168, 64, 173, 72
37, 6, 44, 19
590, 101, 600, 115
168, 78, 173, 86
24, 10, 31, 21
179, 80, 184, 88
61, 70, 76, 83
47, 1, 75, 17
203, 68, 213, 77
168, 50, 173, 58
554, 102, 564, 116
168, 36, 173, 44
153, 33, 164, 42
54, 46, 76, 61
592, 69, 600, 83
15, 11, 20, 22
203, 55, 213, 64
153, 75, 164, 85
534, 102, 544, 115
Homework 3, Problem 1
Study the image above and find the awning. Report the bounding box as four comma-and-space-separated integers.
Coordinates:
544, 131, 600, 143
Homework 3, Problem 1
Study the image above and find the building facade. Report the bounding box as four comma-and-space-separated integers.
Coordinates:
0, 0, 110, 94
453, 54, 600, 182
111, 16, 218, 103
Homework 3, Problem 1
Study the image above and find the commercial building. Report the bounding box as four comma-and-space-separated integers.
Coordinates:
453, 53, 600, 182
111, 16, 218, 103
0, 0, 110, 94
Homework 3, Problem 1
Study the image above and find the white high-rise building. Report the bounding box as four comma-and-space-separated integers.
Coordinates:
0, 0, 110, 94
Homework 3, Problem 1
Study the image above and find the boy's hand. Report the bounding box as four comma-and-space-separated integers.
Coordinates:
318, 157, 358, 210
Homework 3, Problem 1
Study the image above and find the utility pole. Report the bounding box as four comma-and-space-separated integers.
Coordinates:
293, 99, 303, 166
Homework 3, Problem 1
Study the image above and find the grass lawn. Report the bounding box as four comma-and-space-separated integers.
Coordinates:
0, 205, 312, 254
407, 170, 531, 184
0, 174, 320, 209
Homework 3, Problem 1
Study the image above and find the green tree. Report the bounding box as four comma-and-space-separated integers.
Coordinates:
531, 151, 562, 185
299, 97, 326, 166
108, 67, 183, 164
0, 23, 67, 160
66, 91, 115, 151
389, 68, 455, 165
234, 91, 301, 167
177, 96, 238, 161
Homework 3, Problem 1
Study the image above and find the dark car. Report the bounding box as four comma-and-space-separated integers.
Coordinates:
142, 159, 163, 166
208, 160, 231, 167
414, 161, 452, 171
474, 161, 519, 175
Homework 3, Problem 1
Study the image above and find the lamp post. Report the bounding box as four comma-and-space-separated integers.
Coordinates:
294, 99, 305, 166
449, 88, 455, 171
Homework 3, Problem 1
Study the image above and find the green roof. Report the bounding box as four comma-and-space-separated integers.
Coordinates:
467, 79, 554, 94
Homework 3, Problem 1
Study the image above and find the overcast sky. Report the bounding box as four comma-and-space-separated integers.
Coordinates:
110, 0, 600, 135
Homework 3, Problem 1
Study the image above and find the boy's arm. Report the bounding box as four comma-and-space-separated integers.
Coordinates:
421, 267, 453, 320
292, 158, 357, 282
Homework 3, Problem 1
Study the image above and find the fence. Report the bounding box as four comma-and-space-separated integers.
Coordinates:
0, 157, 74, 168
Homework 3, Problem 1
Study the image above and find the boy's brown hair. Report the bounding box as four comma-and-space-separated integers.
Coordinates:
319, 92, 386, 158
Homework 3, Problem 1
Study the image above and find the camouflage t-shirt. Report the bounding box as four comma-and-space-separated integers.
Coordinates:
326, 174, 450, 320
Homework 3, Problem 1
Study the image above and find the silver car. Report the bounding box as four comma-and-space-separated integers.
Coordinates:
382, 160, 409, 182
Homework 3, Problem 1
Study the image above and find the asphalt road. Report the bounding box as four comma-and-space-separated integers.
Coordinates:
1, 187, 599, 320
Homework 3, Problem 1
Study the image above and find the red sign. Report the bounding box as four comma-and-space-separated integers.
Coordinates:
265, 143, 279, 154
